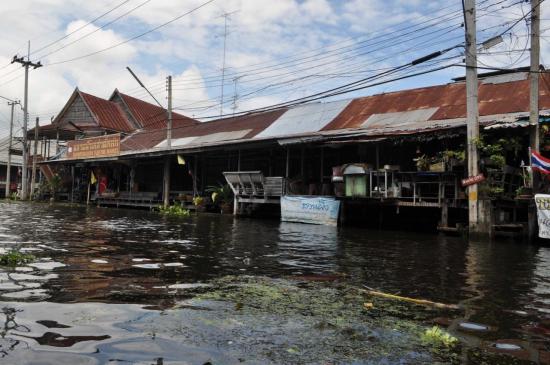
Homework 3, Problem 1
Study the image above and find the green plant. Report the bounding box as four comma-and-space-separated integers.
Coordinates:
0, 251, 35, 266
192, 196, 204, 207
472, 136, 507, 168
414, 154, 430, 171
421, 326, 458, 348
442, 150, 465, 162
206, 184, 234, 205
48, 174, 62, 199
158, 204, 190, 217
8, 192, 17, 200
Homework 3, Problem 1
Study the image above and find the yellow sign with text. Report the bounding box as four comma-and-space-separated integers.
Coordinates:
67, 134, 120, 160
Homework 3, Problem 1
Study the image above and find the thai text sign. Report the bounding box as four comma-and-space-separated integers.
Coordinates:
461, 174, 486, 187
281, 196, 340, 226
535, 194, 550, 239
67, 134, 120, 159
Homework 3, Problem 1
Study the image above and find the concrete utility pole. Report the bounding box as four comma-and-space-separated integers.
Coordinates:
31, 117, 39, 197
12, 41, 42, 200
464, 0, 484, 234
163, 75, 173, 208
530, 0, 540, 153
167, 75, 172, 149
5, 100, 19, 198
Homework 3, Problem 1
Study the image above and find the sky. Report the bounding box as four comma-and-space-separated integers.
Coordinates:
0, 0, 548, 138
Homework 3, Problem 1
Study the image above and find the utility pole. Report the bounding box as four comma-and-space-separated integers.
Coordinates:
530, 0, 540, 154
12, 41, 42, 200
167, 75, 172, 149
163, 75, 173, 208
5, 100, 19, 198
31, 117, 39, 198
464, 0, 483, 234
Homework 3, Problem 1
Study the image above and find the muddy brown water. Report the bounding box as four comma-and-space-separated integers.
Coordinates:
0, 201, 549, 364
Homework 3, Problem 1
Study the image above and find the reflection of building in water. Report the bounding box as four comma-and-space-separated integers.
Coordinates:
529, 247, 550, 314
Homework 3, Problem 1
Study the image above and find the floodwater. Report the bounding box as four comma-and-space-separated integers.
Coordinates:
0, 201, 549, 363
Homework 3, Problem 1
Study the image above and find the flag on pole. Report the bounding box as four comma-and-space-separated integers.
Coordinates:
90, 171, 97, 184
177, 155, 186, 165
531, 151, 550, 175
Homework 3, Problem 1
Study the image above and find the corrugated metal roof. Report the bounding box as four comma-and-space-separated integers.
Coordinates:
155, 129, 253, 148
122, 108, 286, 151
79, 91, 134, 132
361, 108, 439, 129
254, 99, 351, 139
323, 73, 550, 130
62, 71, 550, 158
116, 92, 198, 130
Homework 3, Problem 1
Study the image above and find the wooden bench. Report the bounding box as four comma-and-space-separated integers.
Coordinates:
96, 191, 162, 208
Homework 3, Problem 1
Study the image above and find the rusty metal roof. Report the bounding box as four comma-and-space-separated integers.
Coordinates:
116, 92, 198, 130
323, 73, 550, 131
56, 71, 550, 158
121, 108, 286, 151
79, 91, 135, 133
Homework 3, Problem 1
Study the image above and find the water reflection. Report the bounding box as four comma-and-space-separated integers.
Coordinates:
1, 201, 550, 361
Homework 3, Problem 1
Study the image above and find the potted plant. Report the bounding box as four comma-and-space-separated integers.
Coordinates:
192, 196, 205, 212
442, 150, 465, 170
414, 154, 430, 171
206, 184, 234, 214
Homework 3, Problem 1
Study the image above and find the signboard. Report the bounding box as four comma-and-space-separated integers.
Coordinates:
67, 134, 120, 160
461, 174, 486, 187
535, 194, 550, 239
281, 196, 340, 226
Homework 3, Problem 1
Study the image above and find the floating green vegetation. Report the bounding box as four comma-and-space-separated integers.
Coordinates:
192, 276, 464, 364
0, 250, 35, 266
158, 204, 191, 217
421, 326, 458, 348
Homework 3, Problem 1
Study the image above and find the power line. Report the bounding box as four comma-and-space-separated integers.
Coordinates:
35, 0, 152, 60
31, 0, 132, 56
45, 0, 217, 66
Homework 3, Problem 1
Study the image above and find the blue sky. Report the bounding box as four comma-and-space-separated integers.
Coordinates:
0, 0, 547, 136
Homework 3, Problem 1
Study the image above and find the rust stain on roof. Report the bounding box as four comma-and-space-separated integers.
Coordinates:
79, 91, 134, 133
323, 73, 550, 131
122, 108, 287, 151
116, 92, 198, 130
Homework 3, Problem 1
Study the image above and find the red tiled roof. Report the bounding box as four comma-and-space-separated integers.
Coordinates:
121, 108, 287, 151
79, 91, 135, 133
117, 92, 198, 130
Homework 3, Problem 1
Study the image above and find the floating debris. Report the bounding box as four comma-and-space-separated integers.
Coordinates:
91, 259, 108, 264
492, 343, 522, 350
164, 262, 185, 267
459, 322, 490, 331
132, 263, 160, 269
132, 258, 151, 262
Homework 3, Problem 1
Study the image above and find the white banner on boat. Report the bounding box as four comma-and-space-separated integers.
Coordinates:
280, 196, 340, 226
535, 194, 550, 239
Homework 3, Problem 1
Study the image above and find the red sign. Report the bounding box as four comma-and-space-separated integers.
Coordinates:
461, 174, 486, 187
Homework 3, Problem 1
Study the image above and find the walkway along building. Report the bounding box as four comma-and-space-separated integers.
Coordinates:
34, 69, 550, 237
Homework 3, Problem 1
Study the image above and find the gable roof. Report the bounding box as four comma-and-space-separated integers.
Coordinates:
52, 88, 134, 133
111, 90, 198, 130
79, 91, 134, 132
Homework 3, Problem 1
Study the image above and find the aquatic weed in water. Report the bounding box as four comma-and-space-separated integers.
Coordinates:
157, 205, 191, 217
0, 251, 36, 266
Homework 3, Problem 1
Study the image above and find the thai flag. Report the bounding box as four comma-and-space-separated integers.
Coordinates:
532, 151, 550, 175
